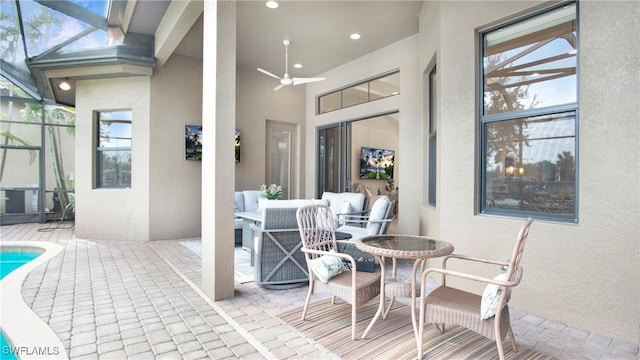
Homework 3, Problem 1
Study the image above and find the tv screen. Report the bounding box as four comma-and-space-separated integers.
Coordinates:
185, 125, 203, 160
360, 147, 395, 180
235, 129, 241, 162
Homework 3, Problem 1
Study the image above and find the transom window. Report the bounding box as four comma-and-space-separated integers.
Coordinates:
479, 2, 578, 222
318, 71, 400, 114
96, 110, 132, 188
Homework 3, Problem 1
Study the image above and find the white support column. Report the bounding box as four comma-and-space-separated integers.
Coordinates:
201, 0, 236, 300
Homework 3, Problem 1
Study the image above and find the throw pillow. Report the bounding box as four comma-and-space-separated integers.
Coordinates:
307, 250, 347, 283
338, 201, 353, 226
480, 273, 510, 319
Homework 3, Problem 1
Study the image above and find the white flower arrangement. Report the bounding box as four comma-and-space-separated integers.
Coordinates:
261, 183, 283, 200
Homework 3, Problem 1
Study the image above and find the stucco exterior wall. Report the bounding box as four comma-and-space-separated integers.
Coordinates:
419, 0, 639, 343
75, 77, 151, 241
235, 69, 306, 194
149, 54, 203, 240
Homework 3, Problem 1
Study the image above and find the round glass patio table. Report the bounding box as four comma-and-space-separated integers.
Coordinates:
355, 234, 454, 352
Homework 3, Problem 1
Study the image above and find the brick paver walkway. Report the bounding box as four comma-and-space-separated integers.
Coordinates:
2, 222, 638, 359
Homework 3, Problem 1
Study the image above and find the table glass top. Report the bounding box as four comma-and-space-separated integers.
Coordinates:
359, 235, 450, 252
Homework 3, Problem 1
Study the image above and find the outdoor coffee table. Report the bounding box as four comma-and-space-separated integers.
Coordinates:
355, 235, 454, 348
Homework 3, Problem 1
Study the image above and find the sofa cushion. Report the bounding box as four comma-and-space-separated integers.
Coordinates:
234, 192, 245, 213
321, 192, 366, 222
366, 196, 391, 235
259, 199, 315, 210
242, 190, 264, 212
336, 224, 368, 242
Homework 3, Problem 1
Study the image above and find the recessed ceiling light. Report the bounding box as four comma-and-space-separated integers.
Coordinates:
58, 78, 71, 91
294, 64, 303, 69
350, 33, 361, 40
265, 1, 279, 9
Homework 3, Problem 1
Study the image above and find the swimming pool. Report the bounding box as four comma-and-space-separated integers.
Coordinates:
1, 251, 42, 278
1, 250, 41, 360
0, 243, 67, 359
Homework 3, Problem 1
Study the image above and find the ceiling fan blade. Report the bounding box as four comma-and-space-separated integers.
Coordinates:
292, 77, 326, 85
257, 68, 282, 80
273, 83, 286, 91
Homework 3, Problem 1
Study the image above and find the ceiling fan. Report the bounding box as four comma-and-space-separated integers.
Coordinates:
257, 40, 325, 91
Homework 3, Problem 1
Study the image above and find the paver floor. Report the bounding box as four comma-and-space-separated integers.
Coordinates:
1, 222, 638, 359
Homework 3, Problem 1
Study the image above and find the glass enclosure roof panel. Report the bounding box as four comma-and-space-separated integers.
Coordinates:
0, 75, 35, 100
69, 0, 109, 17
57, 29, 109, 53
0, 0, 29, 73
20, 0, 96, 57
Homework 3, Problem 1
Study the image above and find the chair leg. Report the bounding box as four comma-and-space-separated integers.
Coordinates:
331, 295, 336, 304
418, 296, 426, 360
507, 325, 518, 352
496, 338, 506, 360
383, 295, 395, 319
301, 282, 314, 321
495, 319, 506, 360
351, 301, 357, 340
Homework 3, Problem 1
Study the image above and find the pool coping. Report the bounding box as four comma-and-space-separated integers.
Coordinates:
0, 241, 67, 359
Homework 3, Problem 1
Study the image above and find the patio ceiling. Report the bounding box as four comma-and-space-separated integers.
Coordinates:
1, 0, 423, 107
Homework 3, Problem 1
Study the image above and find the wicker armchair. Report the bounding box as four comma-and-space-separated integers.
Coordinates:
296, 204, 381, 340
252, 207, 309, 289
418, 218, 533, 360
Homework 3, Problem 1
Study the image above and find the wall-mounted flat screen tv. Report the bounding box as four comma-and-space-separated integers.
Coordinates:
185, 125, 203, 160
360, 146, 395, 180
235, 129, 241, 163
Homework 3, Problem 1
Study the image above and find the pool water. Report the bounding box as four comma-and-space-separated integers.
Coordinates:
1, 251, 41, 360
1, 252, 41, 279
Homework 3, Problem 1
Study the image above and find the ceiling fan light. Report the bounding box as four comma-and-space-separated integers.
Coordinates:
58, 78, 71, 91
265, 1, 279, 9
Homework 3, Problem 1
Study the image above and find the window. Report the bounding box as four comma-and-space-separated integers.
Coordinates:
480, 2, 578, 221
428, 65, 437, 206
317, 71, 400, 114
96, 110, 132, 188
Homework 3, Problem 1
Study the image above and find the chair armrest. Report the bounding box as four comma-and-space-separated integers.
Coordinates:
336, 218, 393, 225
250, 225, 299, 233
420, 266, 523, 295
442, 253, 509, 270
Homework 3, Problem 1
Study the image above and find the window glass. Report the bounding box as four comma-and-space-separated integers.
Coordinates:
428, 66, 437, 206
480, 3, 577, 221
319, 91, 341, 113
484, 112, 575, 216
370, 72, 400, 100
342, 84, 369, 108
317, 71, 399, 114
97, 110, 131, 188
483, 3, 577, 115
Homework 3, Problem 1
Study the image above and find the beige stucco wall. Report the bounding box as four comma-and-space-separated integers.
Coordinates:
149, 53, 203, 240
75, 77, 151, 240
418, 0, 639, 344
235, 68, 306, 194
74, 56, 206, 242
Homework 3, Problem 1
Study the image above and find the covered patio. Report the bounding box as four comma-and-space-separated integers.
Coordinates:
2, 222, 637, 359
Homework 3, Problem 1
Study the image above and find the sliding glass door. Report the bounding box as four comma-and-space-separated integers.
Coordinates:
316, 112, 399, 199
317, 122, 352, 197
